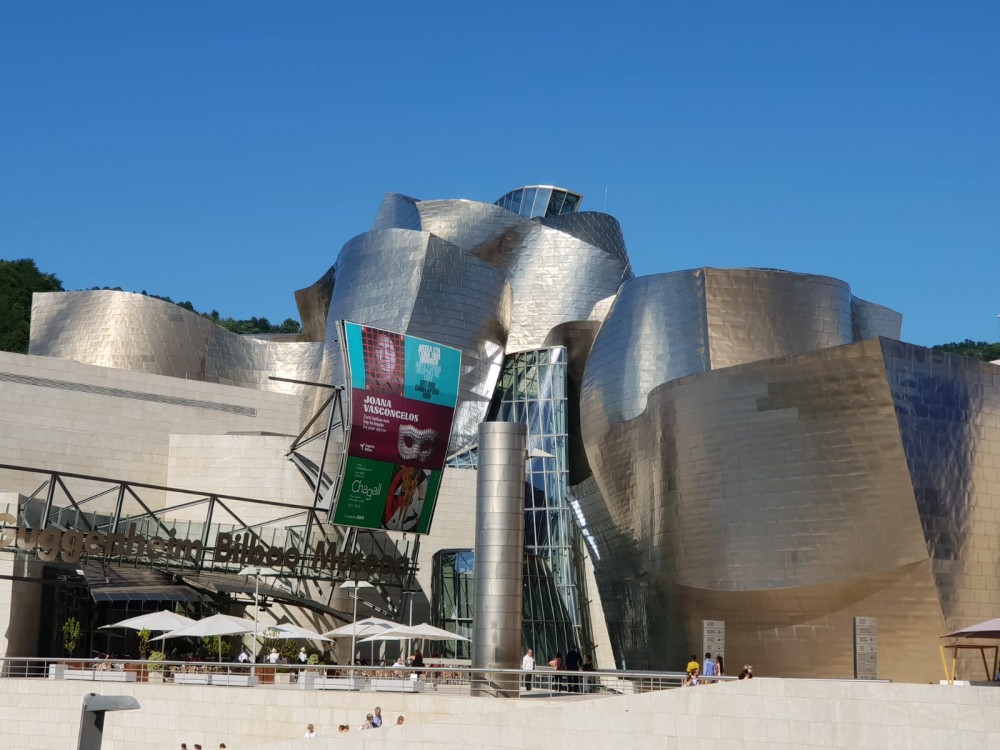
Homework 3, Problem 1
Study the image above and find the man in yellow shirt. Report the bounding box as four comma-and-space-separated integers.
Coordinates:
685, 654, 699, 674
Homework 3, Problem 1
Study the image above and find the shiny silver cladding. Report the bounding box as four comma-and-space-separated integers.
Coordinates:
29, 290, 322, 397
316, 228, 512, 455
577, 265, 999, 681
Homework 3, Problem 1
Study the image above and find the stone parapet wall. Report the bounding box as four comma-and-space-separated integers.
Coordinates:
1, 678, 997, 749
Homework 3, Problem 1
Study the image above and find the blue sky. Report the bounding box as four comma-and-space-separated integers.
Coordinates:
2, 1, 997, 346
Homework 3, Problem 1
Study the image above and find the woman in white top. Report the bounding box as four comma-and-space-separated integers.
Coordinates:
521, 649, 535, 691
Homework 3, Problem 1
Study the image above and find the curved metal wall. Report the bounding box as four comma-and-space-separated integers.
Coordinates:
473, 217, 632, 353
29, 290, 322, 397
316, 228, 512, 455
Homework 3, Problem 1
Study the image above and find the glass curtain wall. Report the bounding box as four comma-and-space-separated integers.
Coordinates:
432, 549, 579, 663
487, 347, 590, 654
430, 549, 474, 659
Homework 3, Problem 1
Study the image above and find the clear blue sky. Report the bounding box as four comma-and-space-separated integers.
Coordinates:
2, 1, 997, 346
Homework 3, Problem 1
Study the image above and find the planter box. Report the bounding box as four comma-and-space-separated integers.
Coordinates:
298, 673, 317, 690
173, 673, 211, 685
147, 671, 165, 683
211, 674, 257, 687
60, 669, 136, 682
314, 677, 361, 691
371, 678, 424, 693
273, 672, 295, 685
48, 665, 67, 680
63, 670, 96, 681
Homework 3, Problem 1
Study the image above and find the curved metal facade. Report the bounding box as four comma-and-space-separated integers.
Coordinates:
578, 268, 995, 682
308, 193, 632, 454
315, 228, 512, 455
29, 290, 322, 397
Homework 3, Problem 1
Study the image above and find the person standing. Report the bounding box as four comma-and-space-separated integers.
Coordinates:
702, 652, 715, 678
521, 648, 535, 691
298, 647, 308, 664
304, 723, 317, 738
686, 654, 699, 674
371, 706, 383, 728
548, 652, 565, 691
715, 655, 725, 676
565, 646, 582, 692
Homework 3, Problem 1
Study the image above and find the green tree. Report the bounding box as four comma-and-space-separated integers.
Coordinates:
61, 616, 82, 657
0, 259, 63, 353
932, 339, 1000, 362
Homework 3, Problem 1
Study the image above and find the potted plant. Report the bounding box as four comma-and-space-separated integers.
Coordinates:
298, 652, 322, 690
147, 650, 167, 683
61, 617, 82, 661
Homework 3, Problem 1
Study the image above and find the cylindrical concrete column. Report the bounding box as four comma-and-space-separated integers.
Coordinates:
471, 421, 526, 697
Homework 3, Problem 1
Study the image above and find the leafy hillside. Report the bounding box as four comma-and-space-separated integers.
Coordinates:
931, 339, 1000, 362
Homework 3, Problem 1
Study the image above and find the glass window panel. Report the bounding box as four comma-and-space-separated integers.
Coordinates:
533, 188, 552, 217
522, 188, 537, 217
510, 189, 523, 214
548, 190, 566, 216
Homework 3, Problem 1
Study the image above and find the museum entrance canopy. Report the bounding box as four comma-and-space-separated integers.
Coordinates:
0, 463, 417, 618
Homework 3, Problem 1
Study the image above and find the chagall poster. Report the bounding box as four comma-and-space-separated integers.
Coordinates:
331, 321, 461, 535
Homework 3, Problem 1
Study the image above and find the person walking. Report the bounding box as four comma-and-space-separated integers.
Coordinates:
521, 648, 535, 691
702, 652, 715, 678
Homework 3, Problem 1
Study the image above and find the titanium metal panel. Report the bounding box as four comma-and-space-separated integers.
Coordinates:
473, 218, 632, 352
29, 291, 323, 398
317, 228, 511, 455
580, 335, 1000, 682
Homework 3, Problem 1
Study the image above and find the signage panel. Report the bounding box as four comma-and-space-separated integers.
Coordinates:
331, 321, 461, 535
853, 616, 878, 680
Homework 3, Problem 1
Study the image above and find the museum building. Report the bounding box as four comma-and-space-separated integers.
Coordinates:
1, 185, 998, 683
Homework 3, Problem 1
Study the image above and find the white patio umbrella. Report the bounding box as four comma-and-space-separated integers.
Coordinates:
150, 614, 256, 661
321, 617, 398, 639
261, 623, 331, 642
359, 623, 470, 642
99, 611, 196, 632
322, 617, 398, 666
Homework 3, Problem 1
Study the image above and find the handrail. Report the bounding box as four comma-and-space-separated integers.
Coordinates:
0, 656, 737, 696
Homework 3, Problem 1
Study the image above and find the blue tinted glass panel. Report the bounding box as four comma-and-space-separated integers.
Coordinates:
560, 193, 580, 213
548, 190, 566, 215
522, 188, 537, 217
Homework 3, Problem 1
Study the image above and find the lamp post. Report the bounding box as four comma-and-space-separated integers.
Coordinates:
239, 566, 283, 669
340, 580, 373, 679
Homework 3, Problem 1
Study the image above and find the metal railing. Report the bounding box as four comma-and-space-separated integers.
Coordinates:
1, 656, 736, 696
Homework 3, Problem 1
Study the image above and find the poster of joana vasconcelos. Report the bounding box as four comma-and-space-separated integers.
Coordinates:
331, 321, 461, 535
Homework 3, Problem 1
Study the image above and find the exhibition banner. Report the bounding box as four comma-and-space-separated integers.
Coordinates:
331, 321, 461, 535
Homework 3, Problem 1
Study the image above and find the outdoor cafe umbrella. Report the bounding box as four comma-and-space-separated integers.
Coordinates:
940, 616, 1000, 681
358, 623, 470, 642
321, 616, 398, 639
99, 611, 196, 633
151, 614, 256, 661
322, 617, 398, 665
359, 622, 470, 661
942, 617, 1000, 639
262, 623, 331, 642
